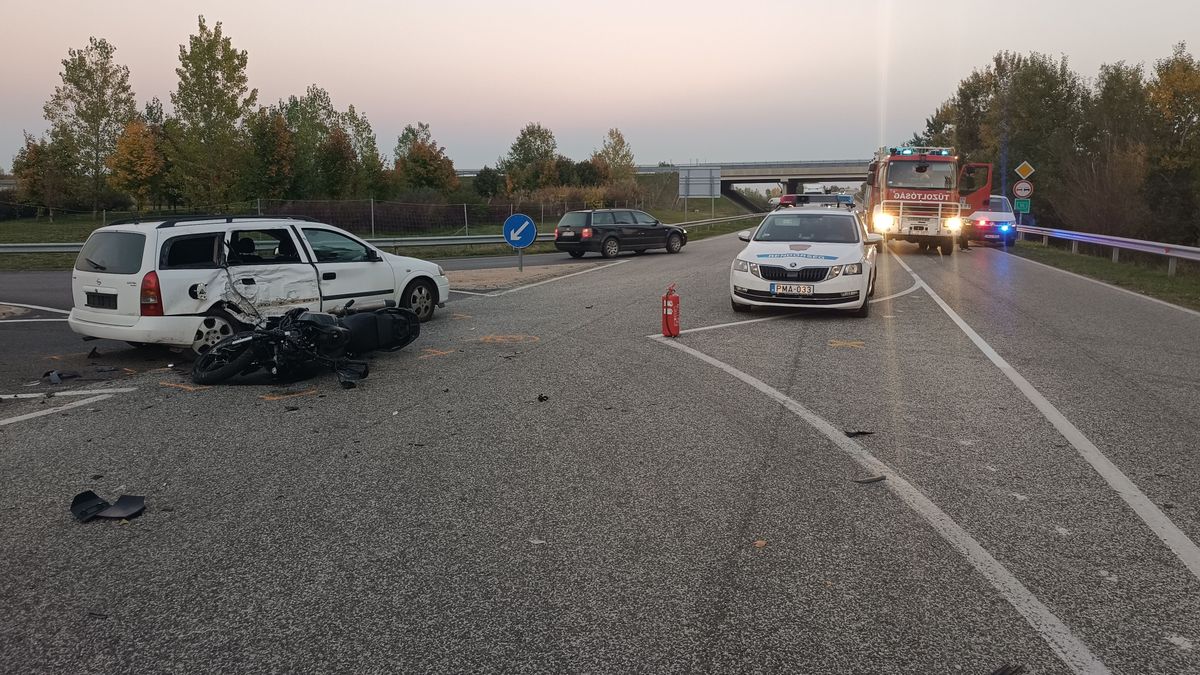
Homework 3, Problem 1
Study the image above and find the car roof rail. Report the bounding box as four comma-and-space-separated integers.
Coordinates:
154, 214, 320, 229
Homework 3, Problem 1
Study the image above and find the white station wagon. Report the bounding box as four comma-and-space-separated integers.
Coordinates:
68, 216, 450, 353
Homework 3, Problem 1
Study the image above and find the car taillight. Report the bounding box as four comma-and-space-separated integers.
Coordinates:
582, 228, 593, 239
140, 271, 163, 316
553, 227, 559, 239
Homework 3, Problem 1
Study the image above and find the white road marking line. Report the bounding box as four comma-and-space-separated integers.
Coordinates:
649, 336, 1110, 675
448, 289, 492, 296
0, 302, 71, 315
0, 387, 137, 400
1166, 635, 1194, 651
869, 280, 922, 304
0, 318, 69, 323
1001, 249, 1200, 319
893, 253, 1200, 582
490, 260, 628, 296
0, 394, 113, 427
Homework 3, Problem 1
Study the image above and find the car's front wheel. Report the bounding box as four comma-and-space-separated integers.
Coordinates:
601, 237, 620, 259
666, 234, 683, 254
402, 278, 437, 322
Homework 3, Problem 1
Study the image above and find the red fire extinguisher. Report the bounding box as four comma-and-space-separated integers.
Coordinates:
662, 284, 680, 338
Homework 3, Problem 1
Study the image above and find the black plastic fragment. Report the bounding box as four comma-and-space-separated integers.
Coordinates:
844, 430, 875, 438
71, 491, 111, 522
852, 475, 886, 484
70, 491, 146, 522
989, 664, 1026, 675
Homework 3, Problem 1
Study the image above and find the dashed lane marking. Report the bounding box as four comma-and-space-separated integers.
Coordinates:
892, 252, 1200, 583
649, 335, 1110, 675
0, 394, 114, 427
0, 387, 137, 400
0, 318, 68, 323
0, 302, 70, 315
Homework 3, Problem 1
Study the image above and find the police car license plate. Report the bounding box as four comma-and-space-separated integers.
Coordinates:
771, 283, 813, 296
984, 234, 1000, 239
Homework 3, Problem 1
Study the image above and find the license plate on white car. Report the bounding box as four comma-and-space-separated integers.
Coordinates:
770, 283, 814, 296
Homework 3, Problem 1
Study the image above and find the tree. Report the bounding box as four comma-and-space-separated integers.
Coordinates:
473, 165, 502, 198
42, 36, 137, 213
315, 126, 357, 198
574, 159, 602, 186
394, 122, 433, 160
168, 16, 257, 207
241, 108, 295, 200
282, 85, 340, 198
502, 123, 557, 190
596, 128, 635, 182
1146, 42, 1200, 244
11, 133, 77, 221
343, 105, 386, 197
106, 120, 163, 213
395, 124, 459, 194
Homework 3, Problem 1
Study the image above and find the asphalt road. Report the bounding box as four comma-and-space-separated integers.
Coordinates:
1, 234, 1198, 673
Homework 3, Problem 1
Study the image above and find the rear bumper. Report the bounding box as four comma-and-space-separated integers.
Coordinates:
554, 239, 601, 253
68, 310, 205, 346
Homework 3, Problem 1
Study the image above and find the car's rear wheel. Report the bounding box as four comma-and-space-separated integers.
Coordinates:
601, 237, 620, 259
192, 311, 241, 355
940, 237, 955, 255
402, 278, 437, 322
568, 251, 585, 259
666, 234, 683, 254
731, 298, 752, 313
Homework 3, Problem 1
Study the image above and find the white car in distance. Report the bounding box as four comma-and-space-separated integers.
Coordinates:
730, 207, 882, 317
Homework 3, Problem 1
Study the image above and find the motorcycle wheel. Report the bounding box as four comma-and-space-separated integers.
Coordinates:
191, 334, 258, 385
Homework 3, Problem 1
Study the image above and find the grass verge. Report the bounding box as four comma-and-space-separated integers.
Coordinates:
1008, 239, 1200, 311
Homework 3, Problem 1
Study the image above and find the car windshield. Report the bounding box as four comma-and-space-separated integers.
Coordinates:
754, 213, 859, 243
558, 212, 588, 227
887, 160, 956, 190
988, 197, 1013, 212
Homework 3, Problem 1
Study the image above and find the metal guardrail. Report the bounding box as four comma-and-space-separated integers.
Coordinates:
1016, 225, 1200, 276
0, 214, 767, 255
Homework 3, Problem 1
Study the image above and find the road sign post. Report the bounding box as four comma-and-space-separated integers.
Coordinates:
503, 213, 537, 272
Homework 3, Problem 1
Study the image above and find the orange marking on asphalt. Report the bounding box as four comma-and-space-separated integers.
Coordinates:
419, 348, 454, 359
259, 388, 318, 401
122, 368, 138, 374
159, 381, 209, 392
476, 335, 540, 344
451, 313, 472, 320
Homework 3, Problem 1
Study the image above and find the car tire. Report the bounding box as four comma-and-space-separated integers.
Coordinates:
192, 310, 243, 355
940, 237, 955, 255
568, 251, 585, 259
918, 241, 930, 252
868, 271, 876, 297
402, 278, 437, 322
666, 234, 683, 254
851, 297, 870, 318
191, 335, 258, 385
731, 298, 752, 313
601, 237, 620, 259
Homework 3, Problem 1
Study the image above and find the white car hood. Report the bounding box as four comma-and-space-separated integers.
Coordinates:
739, 240, 862, 265
966, 210, 1015, 222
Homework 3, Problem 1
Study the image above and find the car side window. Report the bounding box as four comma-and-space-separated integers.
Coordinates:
161, 233, 221, 269
614, 211, 635, 225
227, 229, 304, 266
593, 212, 615, 225
634, 211, 657, 225
302, 228, 371, 263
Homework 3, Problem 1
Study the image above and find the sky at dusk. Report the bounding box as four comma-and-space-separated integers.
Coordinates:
1, 0, 1197, 171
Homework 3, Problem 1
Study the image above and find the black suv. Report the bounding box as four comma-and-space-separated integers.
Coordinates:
553, 209, 688, 258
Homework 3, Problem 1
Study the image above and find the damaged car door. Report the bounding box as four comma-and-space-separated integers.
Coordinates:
300, 227, 397, 312
220, 226, 321, 321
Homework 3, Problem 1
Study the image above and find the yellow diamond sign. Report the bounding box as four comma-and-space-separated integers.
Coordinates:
1015, 161, 1036, 180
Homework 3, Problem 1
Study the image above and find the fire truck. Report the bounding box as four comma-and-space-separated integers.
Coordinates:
863, 146, 993, 254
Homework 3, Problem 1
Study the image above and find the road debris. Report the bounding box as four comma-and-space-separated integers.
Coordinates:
753, 539, 768, 549
528, 538, 548, 546
95, 366, 118, 373
853, 475, 886, 484
70, 491, 146, 523
537, 394, 549, 402
844, 430, 875, 438
42, 370, 80, 385
87, 347, 100, 359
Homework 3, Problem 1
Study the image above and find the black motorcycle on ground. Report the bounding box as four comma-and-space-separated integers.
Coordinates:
191, 301, 420, 387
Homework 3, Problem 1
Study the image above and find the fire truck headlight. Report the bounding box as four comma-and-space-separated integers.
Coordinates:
946, 217, 963, 232
875, 214, 894, 232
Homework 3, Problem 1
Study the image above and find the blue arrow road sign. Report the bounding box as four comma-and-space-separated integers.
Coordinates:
503, 213, 537, 249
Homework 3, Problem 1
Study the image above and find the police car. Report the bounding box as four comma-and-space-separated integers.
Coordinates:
730, 206, 882, 317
